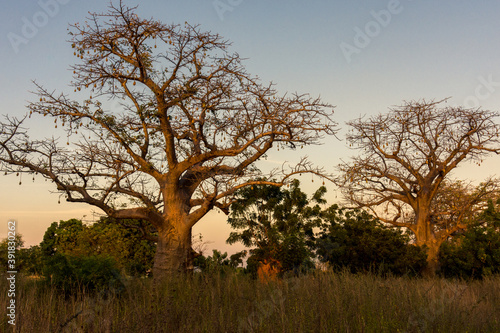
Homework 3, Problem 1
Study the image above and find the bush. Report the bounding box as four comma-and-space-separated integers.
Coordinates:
43, 253, 125, 295
39, 218, 156, 277
18, 245, 44, 276
315, 208, 427, 276
0, 234, 44, 276
439, 199, 500, 279
194, 249, 247, 275
439, 228, 500, 279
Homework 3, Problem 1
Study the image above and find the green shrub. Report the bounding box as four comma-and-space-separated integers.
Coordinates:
43, 253, 125, 295
439, 199, 500, 279
439, 227, 500, 279
315, 208, 427, 276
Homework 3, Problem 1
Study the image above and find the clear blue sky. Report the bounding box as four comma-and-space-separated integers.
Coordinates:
1, 0, 499, 254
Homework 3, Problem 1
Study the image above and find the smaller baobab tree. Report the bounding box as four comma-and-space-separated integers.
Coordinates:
0, 2, 337, 281
337, 99, 500, 275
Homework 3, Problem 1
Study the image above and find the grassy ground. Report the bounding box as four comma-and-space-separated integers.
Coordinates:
1, 270, 500, 332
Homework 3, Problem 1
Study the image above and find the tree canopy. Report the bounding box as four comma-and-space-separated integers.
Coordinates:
227, 180, 325, 277
337, 99, 500, 274
315, 206, 427, 276
0, 1, 337, 279
40, 218, 156, 276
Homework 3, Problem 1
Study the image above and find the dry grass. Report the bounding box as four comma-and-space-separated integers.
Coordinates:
1, 270, 500, 332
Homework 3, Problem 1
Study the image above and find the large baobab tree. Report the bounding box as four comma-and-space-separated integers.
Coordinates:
337, 99, 500, 275
0, 2, 337, 280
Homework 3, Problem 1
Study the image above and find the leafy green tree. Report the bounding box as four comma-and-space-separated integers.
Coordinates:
315, 206, 427, 276
194, 249, 246, 274
18, 245, 43, 276
41, 219, 84, 257
44, 253, 124, 295
0, 233, 24, 272
0, 234, 43, 276
227, 180, 323, 277
40, 218, 156, 276
439, 199, 500, 279
84, 218, 156, 276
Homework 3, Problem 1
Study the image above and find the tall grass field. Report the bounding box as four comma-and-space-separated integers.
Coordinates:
2, 270, 500, 332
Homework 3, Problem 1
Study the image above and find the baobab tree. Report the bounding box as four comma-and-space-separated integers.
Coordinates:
0, 2, 337, 280
428, 178, 499, 232
337, 99, 500, 275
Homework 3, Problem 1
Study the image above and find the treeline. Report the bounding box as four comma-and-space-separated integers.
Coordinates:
0, 218, 155, 294
2, 181, 500, 293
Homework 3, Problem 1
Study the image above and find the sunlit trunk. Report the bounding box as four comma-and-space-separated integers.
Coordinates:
414, 206, 441, 277
422, 244, 441, 277
153, 221, 193, 280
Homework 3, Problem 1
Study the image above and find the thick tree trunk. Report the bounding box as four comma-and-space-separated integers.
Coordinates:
421, 242, 441, 277
414, 208, 441, 277
153, 222, 193, 281
415, 203, 441, 277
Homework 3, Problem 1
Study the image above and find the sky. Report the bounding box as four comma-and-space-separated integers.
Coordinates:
1, 0, 499, 255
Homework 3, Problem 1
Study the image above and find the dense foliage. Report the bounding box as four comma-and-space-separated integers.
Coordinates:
4, 190, 500, 285
0, 234, 43, 276
40, 218, 156, 277
193, 249, 246, 274
315, 206, 427, 276
439, 199, 500, 279
227, 180, 323, 277
43, 253, 124, 295
32, 217, 156, 293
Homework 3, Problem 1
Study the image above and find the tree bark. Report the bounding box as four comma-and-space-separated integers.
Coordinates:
422, 243, 441, 277
153, 222, 193, 280
414, 207, 441, 277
